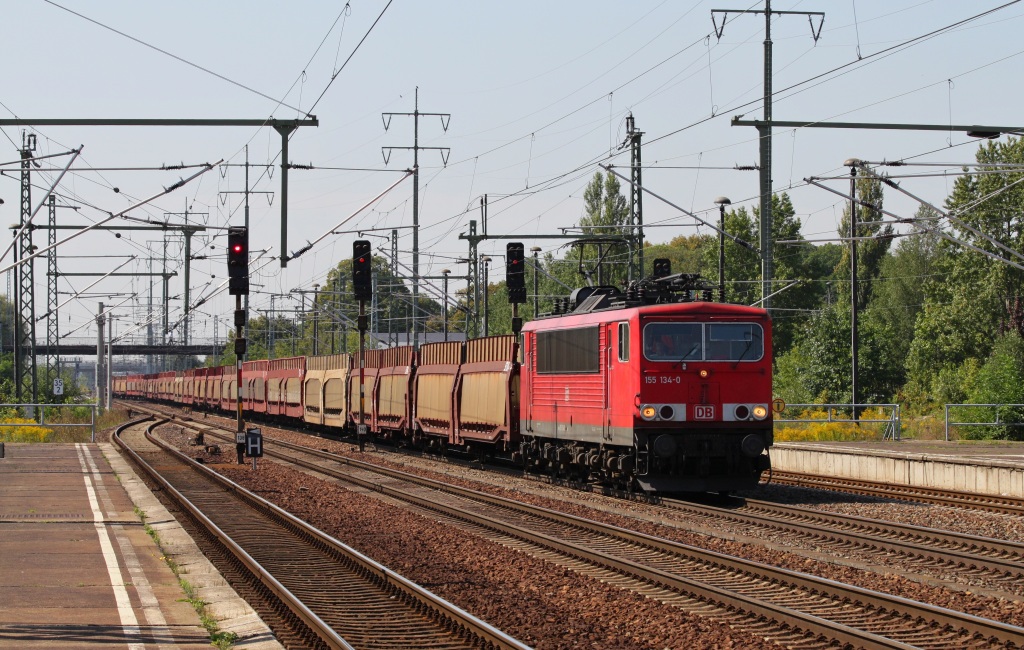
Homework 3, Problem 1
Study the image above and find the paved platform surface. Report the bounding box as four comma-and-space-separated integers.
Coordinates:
777, 439, 1024, 466
773, 440, 1024, 497
0, 442, 278, 649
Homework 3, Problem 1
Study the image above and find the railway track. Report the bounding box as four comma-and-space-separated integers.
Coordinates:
132, 400, 1024, 591
768, 470, 1024, 516
140, 407, 1024, 650
659, 496, 1024, 590
114, 417, 531, 650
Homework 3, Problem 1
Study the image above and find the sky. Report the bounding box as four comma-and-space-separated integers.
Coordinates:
3, 0, 1024, 349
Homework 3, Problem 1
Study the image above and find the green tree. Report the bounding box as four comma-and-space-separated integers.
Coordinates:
773, 177, 896, 403
574, 171, 630, 287
644, 234, 709, 277
0, 296, 15, 404
965, 332, 1024, 440
906, 136, 1024, 396
775, 297, 904, 406
758, 193, 820, 354
699, 205, 760, 305
859, 217, 942, 394
834, 175, 894, 311
792, 304, 852, 404
700, 193, 817, 354
772, 344, 815, 405
220, 255, 446, 362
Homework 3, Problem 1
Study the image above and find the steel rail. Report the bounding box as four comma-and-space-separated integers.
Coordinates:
114, 416, 530, 650
769, 470, 1024, 515
114, 418, 354, 650
122, 401, 1024, 584
656, 495, 1024, 583
148, 409, 1024, 650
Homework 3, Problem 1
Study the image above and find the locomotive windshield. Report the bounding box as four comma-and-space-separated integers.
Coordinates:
643, 322, 763, 362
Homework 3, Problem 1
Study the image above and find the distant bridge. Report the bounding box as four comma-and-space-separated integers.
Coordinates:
1, 343, 222, 356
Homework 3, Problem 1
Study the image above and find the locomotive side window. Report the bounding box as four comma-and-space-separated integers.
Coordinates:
705, 323, 763, 361
618, 322, 630, 362
537, 326, 600, 374
643, 323, 702, 361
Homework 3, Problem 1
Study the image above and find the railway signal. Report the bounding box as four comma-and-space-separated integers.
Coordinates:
506, 242, 526, 335
353, 239, 372, 451
227, 226, 249, 296
353, 240, 372, 301
226, 225, 250, 461
506, 242, 526, 304
652, 258, 671, 279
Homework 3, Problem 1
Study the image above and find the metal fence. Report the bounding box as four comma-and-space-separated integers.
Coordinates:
943, 403, 1024, 441
0, 403, 97, 442
774, 403, 902, 441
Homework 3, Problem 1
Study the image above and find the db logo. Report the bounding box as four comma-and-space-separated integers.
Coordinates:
694, 405, 715, 420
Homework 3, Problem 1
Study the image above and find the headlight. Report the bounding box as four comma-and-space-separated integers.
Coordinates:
752, 405, 768, 420
734, 404, 750, 420
641, 405, 657, 421
659, 405, 675, 420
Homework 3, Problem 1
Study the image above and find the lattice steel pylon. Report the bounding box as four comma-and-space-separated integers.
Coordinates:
46, 194, 59, 386
626, 113, 643, 282
16, 132, 38, 403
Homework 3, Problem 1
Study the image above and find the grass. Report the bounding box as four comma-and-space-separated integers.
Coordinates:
135, 507, 239, 649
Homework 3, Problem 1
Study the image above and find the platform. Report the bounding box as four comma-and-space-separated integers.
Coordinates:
0, 442, 280, 649
772, 440, 1024, 498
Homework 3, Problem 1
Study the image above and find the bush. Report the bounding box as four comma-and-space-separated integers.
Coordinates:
0, 418, 54, 442
963, 332, 1024, 440
774, 407, 896, 442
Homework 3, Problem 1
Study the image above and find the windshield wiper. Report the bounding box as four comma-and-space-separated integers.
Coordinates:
731, 338, 755, 368
677, 343, 700, 368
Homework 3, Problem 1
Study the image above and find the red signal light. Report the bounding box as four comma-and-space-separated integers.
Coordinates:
226, 226, 249, 295
353, 239, 372, 300
506, 241, 526, 302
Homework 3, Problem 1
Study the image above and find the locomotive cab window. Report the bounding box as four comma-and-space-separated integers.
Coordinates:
643, 323, 702, 361
644, 322, 764, 362
706, 323, 763, 361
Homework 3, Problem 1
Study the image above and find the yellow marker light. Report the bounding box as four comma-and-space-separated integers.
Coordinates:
752, 405, 769, 420
641, 405, 657, 420
699, 369, 710, 378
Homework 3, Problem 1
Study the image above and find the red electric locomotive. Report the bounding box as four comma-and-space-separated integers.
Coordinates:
520, 275, 773, 493
115, 269, 772, 495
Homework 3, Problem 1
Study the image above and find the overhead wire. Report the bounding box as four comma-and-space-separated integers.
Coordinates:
645, 1, 1022, 148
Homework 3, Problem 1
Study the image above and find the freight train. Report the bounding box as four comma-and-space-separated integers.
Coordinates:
115, 272, 774, 493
